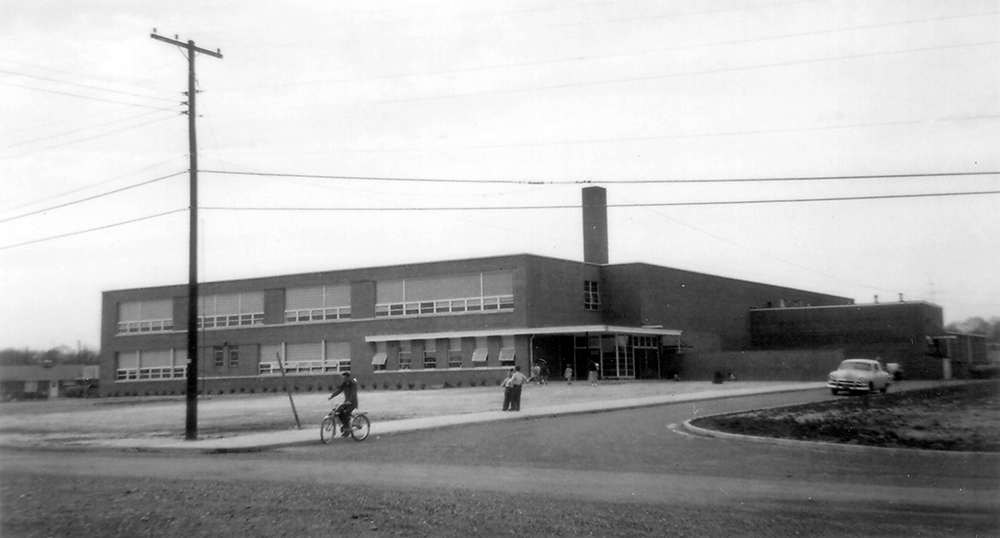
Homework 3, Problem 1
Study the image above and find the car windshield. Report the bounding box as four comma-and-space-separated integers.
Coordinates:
840, 361, 872, 371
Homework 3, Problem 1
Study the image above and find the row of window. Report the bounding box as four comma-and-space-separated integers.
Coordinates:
117, 271, 519, 335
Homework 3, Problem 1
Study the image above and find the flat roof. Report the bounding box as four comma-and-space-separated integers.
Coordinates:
365, 325, 682, 343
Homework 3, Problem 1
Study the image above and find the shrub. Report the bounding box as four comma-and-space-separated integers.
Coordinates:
443, 381, 453, 389
456, 381, 462, 388
408, 382, 416, 390
420, 383, 426, 390
396, 382, 403, 390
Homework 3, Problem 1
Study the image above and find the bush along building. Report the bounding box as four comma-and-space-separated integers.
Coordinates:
98, 187, 959, 398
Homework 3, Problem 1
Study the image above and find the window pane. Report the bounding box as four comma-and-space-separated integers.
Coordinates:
286, 343, 322, 362
141, 350, 172, 368
117, 351, 139, 370
325, 284, 350, 307
406, 274, 480, 301
215, 294, 240, 315
376, 280, 405, 304
260, 345, 282, 363
482, 271, 513, 296
326, 341, 350, 361
286, 287, 324, 310
119, 302, 141, 322
240, 292, 264, 313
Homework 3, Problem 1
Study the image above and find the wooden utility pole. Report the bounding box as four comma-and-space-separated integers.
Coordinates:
151, 32, 222, 441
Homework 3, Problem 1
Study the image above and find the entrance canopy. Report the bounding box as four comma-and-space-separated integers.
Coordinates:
365, 325, 681, 343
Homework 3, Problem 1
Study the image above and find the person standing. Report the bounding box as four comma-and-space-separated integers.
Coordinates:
501, 368, 514, 411
588, 361, 599, 386
509, 366, 529, 411
564, 365, 573, 384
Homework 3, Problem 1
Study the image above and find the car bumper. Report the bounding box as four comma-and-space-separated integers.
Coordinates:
827, 380, 869, 391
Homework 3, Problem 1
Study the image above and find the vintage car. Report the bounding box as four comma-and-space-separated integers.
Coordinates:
827, 358, 892, 395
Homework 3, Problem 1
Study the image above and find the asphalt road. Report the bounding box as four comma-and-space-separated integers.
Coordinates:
3, 388, 998, 537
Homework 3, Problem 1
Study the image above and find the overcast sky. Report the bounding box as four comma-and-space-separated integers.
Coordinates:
1, 0, 998, 350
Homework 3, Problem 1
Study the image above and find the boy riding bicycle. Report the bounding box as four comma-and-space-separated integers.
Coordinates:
328, 371, 358, 436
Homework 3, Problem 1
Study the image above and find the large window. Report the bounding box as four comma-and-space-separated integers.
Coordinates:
372, 342, 388, 371
116, 349, 188, 381
472, 337, 489, 366
584, 281, 601, 311
258, 342, 350, 375
285, 285, 351, 323
423, 340, 437, 369
499, 335, 515, 367
448, 338, 463, 369
199, 292, 264, 329
375, 271, 514, 318
117, 299, 173, 334
398, 341, 412, 370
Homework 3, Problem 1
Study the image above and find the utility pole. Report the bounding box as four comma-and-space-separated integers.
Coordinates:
151, 31, 222, 441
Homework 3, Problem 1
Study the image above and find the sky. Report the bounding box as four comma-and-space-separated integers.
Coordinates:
1, 0, 998, 351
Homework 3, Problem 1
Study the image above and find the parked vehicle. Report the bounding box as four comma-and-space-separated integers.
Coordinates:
827, 358, 892, 395
886, 363, 904, 381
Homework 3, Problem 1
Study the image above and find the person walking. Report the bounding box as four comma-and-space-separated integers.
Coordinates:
588, 361, 599, 386
564, 365, 573, 384
501, 368, 514, 411
509, 366, 529, 411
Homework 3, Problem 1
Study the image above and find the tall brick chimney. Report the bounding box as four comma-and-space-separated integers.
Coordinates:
582, 186, 608, 265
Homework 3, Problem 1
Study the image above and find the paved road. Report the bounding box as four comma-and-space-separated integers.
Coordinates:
3, 388, 997, 536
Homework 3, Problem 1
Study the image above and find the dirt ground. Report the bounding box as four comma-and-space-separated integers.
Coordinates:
692, 380, 1000, 452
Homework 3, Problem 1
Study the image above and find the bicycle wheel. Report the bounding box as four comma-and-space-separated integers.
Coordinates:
320, 416, 337, 444
350, 414, 370, 441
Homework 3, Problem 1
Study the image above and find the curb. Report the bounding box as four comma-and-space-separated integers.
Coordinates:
682, 414, 1000, 457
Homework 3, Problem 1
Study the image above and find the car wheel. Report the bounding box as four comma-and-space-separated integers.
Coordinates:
880, 384, 888, 394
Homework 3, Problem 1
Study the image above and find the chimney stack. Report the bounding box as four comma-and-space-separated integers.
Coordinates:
582, 186, 609, 264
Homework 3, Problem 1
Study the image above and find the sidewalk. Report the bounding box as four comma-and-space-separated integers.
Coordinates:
82, 382, 828, 453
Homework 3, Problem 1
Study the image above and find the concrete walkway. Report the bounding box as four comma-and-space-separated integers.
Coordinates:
84, 382, 827, 453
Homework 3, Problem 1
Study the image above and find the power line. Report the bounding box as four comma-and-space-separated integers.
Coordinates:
0, 80, 182, 111
1, 157, 188, 213
1, 113, 181, 160
0, 209, 187, 251
0, 68, 180, 103
1, 109, 174, 150
217, 10, 997, 92
201, 189, 1000, 212
201, 169, 1000, 185
0, 171, 186, 224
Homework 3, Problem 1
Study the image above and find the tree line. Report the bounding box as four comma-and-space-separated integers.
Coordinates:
0, 346, 100, 367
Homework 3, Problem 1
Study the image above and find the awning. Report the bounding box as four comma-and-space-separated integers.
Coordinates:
365, 324, 681, 343
371, 353, 387, 366
498, 348, 515, 363
471, 349, 488, 362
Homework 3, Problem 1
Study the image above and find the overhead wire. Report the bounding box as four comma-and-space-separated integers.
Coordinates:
1, 109, 177, 150
200, 189, 1000, 212
0, 209, 187, 251
0, 80, 182, 111
217, 9, 997, 92
0, 68, 180, 103
1, 113, 181, 160
200, 170, 1000, 185
0, 171, 187, 224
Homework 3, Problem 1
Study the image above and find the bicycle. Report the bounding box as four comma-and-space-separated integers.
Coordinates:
320, 404, 370, 443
